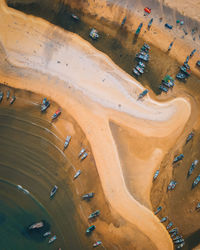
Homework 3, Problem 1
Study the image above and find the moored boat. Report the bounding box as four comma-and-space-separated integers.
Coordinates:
6, 90, 10, 100
88, 210, 100, 219
48, 235, 57, 244
43, 231, 51, 237
166, 222, 173, 230
148, 18, 153, 30
167, 180, 177, 191
192, 174, 200, 189
173, 154, 184, 164
159, 85, 168, 93
82, 192, 95, 200
86, 225, 96, 234
71, 14, 80, 21
176, 72, 186, 80
154, 206, 162, 215
41, 99, 50, 112
93, 241, 102, 247
81, 152, 88, 161
28, 221, 44, 230
74, 170, 81, 179
50, 185, 58, 199
52, 109, 61, 120
138, 89, 149, 100
186, 132, 194, 144
79, 148, 85, 158
133, 68, 140, 76
180, 66, 191, 76
135, 65, 144, 74
135, 23, 143, 35
90, 28, 99, 40
160, 216, 168, 223
138, 61, 145, 68
153, 170, 160, 181
64, 136, 71, 150
169, 228, 178, 234
10, 96, 16, 105
136, 53, 149, 62
187, 160, 198, 178
0, 91, 3, 102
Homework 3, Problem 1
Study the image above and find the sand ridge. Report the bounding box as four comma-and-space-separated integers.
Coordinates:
0, 1, 193, 249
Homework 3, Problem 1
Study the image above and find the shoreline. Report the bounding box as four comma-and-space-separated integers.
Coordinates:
0, 0, 196, 249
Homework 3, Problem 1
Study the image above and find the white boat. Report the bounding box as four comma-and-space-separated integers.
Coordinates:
81, 152, 88, 161
74, 170, 81, 179
64, 136, 71, 150
48, 235, 57, 244
50, 185, 58, 199
43, 231, 51, 237
17, 185, 29, 194
78, 148, 85, 157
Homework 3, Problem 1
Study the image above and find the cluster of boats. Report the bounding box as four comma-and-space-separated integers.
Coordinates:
0, 90, 16, 104
28, 221, 57, 244
133, 43, 150, 77
159, 75, 175, 93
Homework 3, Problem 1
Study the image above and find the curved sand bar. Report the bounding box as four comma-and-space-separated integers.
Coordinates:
0, 1, 191, 249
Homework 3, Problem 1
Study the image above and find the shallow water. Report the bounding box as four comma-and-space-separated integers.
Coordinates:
0, 92, 91, 250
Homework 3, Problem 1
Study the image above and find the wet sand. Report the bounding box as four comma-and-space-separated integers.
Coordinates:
0, 0, 200, 249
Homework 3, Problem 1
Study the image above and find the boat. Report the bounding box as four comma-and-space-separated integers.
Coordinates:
28, 221, 44, 230
138, 89, 149, 100
52, 109, 61, 120
135, 65, 144, 74
171, 231, 177, 238
136, 53, 149, 62
17, 185, 29, 194
148, 18, 153, 30
174, 238, 185, 244
185, 56, 190, 64
190, 49, 196, 58
176, 242, 185, 249
6, 90, 10, 100
138, 61, 145, 68
81, 152, 88, 161
167, 180, 177, 191
135, 23, 143, 35
168, 41, 174, 51
159, 85, 168, 93
187, 160, 198, 178
173, 236, 183, 241
186, 132, 194, 144
50, 185, 58, 199
43, 231, 51, 237
183, 62, 190, 69
41, 100, 50, 112
196, 203, 200, 209
165, 23, 173, 29
88, 210, 100, 219
192, 174, 200, 189
160, 216, 168, 223
196, 60, 200, 67
154, 206, 162, 215
0, 91, 3, 102
64, 136, 71, 150
140, 45, 149, 53
74, 170, 81, 179
121, 16, 127, 27
162, 81, 171, 88
162, 75, 175, 87
93, 241, 102, 247
10, 96, 16, 105
176, 72, 186, 80
79, 148, 85, 158
153, 170, 160, 181
71, 14, 80, 21
173, 154, 184, 164
166, 222, 173, 230
82, 192, 95, 200
90, 28, 99, 40
86, 225, 96, 234
169, 228, 178, 234
48, 235, 57, 244
144, 7, 151, 14
133, 68, 140, 76
180, 66, 191, 76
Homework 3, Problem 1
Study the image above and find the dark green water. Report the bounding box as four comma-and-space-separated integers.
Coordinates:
0, 91, 91, 250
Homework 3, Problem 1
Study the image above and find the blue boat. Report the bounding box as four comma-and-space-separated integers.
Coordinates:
135, 23, 143, 35
160, 216, 168, 223
148, 18, 153, 30
173, 154, 184, 164
121, 16, 127, 26
138, 89, 149, 100
192, 174, 200, 189
154, 206, 162, 215
159, 85, 168, 93
165, 23, 173, 29
86, 225, 96, 234
187, 160, 198, 178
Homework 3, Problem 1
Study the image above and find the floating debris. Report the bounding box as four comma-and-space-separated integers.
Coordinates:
93, 241, 102, 247
196, 202, 200, 209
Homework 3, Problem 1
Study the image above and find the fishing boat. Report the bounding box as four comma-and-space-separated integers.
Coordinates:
169, 228, 178, 234
180, 66, 191, 76
133, 68, 140, 76
17, 185, 29, 194
28, 221, 44, 230
48, 235, 57, 244
187, 160, 198, 178
196, 203, 200, 209
82, 192, 95, 200
167, 41, 174, 51
173, 236, 183, 241
165, 23, 173, 29
138, 61, 145, 68
138, 89, 149, 100
173, 154, 184, 164
71, 14, 80, 21
0, 91, 3, 102
74, 170, 81, 179
52, 109, 61, 120
90, 28, 99, 40
192, 174, 200, 189
174, 238, 185, 244
10, 96, 16, 105
135, 23, 143, 35
159, 85, 168, 93
148, 18, 153, 30
190, 49, 196, 58
81, 152, 88, 161
41, 100, 50, 112
64, 136, 71, 150
167, 180, 177, 191
177, 242, 185, 249
160, 216, 168, 223
166, 222, 173, 230
154, 206, 162, 215
50, 185, 58, 199
43, 231, 51, 237
135, 65, 144, 74
162, 75, 175, 87
121, 16, 127, 27
86, 225, 96, 234
176, 73, 186, 80
136, 53, 149, 62
6, 90, 10, 100
186, 132, 194, 144
153, 170, 160, 181
93, 241, 102, 247
79, 148, 85, 158
196, 60, 200, 67
88, 210, 100, 219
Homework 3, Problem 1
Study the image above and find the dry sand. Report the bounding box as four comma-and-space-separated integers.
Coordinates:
0, 0, 194, 249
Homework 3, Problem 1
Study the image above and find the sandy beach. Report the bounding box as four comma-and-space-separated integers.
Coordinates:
0, 0, 198, 249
